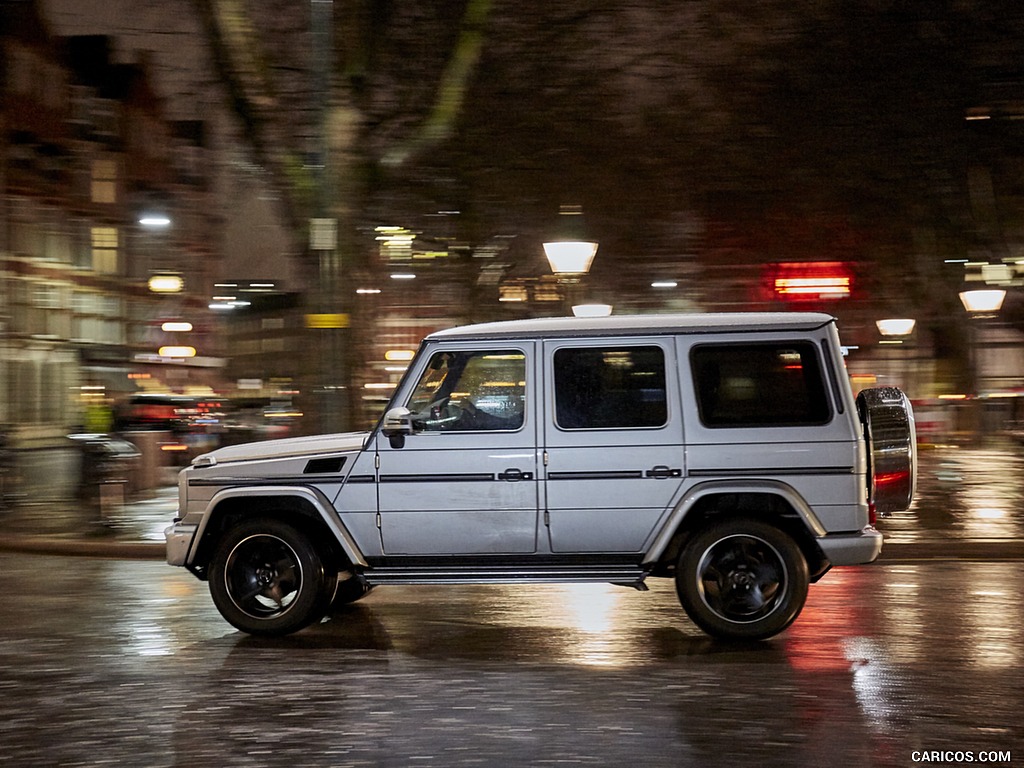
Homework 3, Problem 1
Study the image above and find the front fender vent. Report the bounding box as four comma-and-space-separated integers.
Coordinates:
303, 456, 347, 474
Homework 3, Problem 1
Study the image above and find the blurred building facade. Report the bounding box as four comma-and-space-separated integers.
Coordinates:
1, 0, 222, 496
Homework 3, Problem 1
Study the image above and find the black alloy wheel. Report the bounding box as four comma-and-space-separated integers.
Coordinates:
676, 517, 809, 640
209, 518, 336, 636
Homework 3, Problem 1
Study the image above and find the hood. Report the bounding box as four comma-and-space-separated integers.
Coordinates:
193, 431, 369, 466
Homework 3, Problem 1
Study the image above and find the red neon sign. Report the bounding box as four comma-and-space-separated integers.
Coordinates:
770, 262, 853, 301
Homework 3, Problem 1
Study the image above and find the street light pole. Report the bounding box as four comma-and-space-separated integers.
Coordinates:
309, 0, 349, 434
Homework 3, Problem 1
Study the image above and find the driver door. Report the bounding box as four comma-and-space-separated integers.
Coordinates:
375, 343, 540, 555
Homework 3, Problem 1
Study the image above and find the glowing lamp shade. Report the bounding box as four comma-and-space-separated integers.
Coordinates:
158, 345, 196, 358
543, 241, 599, 274
959, 289, 1006, 313
572, 303, 613, 317
876, 318, 916, 337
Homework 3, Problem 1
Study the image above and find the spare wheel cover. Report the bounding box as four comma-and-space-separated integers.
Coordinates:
856, 387, 917, 515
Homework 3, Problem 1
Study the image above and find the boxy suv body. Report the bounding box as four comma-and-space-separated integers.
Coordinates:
166, 313, 916, 640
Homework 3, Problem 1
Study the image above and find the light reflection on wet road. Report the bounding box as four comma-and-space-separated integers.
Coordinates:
1, 553, 1021, 766
883, 443, 1024, 543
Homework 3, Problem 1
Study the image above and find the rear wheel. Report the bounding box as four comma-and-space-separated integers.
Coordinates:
676, 517, 809, 640
209, 518, 337, 636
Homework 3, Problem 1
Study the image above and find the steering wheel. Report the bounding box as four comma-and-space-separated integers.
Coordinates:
416, 399, 470, 430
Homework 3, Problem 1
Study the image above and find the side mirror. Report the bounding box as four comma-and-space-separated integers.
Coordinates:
381, 406, 413, 448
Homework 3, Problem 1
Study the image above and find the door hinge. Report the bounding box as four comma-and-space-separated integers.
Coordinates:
543, 509, 550, 526
543, 451, 549, 466
375, 453, 380, 469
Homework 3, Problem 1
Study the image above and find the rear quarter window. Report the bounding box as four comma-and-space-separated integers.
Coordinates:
691, 342, 831, 427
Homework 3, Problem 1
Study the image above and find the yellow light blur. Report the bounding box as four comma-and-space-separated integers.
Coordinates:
148, 275, 184, 293
158, 345, 196, 358
384, 349, 416, 361
161, 321, 193, 332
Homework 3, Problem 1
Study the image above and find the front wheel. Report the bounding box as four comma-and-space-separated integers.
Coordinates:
208, 518, 337, 636
676, 517, 809, 640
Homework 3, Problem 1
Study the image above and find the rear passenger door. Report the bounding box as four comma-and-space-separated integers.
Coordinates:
541, 338, 685, 553
680, 335, 862, 532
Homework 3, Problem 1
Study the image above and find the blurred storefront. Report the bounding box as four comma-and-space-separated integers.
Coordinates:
1, 4, 223, 501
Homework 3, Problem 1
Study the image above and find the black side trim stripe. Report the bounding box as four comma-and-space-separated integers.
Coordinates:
189, 477, 329, 487
379, 473, 496, 483
548, 470, 644, 480
688, 466, 854, 477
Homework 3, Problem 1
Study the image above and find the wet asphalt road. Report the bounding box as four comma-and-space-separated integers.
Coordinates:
1, 553, 1021, 767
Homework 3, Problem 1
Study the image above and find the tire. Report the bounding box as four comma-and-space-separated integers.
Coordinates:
676, 517, 809, 641
208, 518, 337, 636
332, 573, 374, 607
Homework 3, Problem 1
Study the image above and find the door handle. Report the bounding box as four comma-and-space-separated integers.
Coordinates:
498, 468, 533, 482
646, 465, 682, 479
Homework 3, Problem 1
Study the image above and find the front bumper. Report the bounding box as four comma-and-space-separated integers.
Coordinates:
817, 526, 884, 566
164, 523, 198, 566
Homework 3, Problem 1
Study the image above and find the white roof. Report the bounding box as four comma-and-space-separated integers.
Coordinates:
427, 312, 836, 341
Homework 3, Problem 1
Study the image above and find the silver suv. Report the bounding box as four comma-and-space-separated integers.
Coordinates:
166, 313, 916, 640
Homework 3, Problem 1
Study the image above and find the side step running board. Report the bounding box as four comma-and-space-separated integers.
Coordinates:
364, 566, 649, 590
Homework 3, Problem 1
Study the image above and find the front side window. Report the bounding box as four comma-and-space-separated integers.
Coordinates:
691, 343, 831, 427
407, 350, 526, 432
554, 346, 667, 429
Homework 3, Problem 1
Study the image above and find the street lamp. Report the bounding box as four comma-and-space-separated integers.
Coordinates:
543, 241, 599, 275
959, 289, 1006, 314
875, 318, 917, 395
543, 205, 598, 275
572, 303, 613, 318
959, 288, 1006, 412
876, 318, 916, 338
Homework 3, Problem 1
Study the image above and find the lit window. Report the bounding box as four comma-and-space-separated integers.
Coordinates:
91, 159, 117, 204
90, 227, 119, 273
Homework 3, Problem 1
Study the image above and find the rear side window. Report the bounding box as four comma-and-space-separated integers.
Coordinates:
691, 343, 831, 427
554, 346, 667, 429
